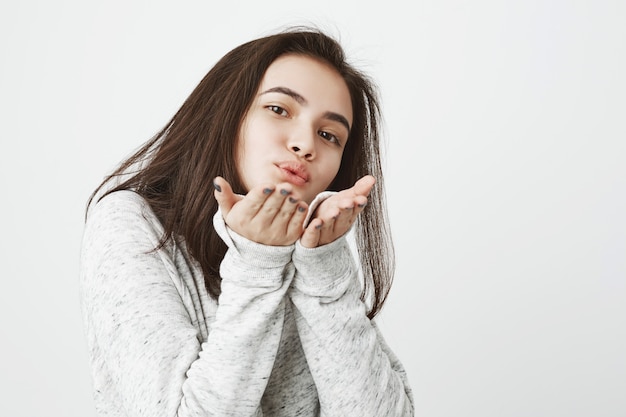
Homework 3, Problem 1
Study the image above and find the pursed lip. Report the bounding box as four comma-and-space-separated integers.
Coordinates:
276, 161, 310, 185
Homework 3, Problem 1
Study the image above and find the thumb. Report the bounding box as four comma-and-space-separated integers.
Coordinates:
213, 176, 239, 218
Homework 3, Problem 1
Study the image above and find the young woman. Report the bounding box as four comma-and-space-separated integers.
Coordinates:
80, 27, 414, 416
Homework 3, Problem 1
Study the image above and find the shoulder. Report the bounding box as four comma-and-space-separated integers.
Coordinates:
87, 189, 152, 219
83, 190, 164, 249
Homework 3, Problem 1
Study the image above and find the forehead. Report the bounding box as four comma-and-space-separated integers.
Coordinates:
259, 54, 353, 124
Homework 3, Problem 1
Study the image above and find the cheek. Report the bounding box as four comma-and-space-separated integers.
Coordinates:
235, 117, 261, 168
234, 131, 246, 171
319, 152, 344, 188
234, 134, 255, 190
239, 116, 281, 152
330, 149, 345, 175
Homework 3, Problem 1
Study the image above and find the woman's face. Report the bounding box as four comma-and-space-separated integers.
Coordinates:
236, 54, 353, 204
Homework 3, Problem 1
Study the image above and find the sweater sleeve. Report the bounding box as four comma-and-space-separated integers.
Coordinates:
80, 191, 293, 417
288, 236, 415, 417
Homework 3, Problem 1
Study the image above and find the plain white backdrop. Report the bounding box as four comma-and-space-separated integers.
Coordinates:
1, 0, 624, 416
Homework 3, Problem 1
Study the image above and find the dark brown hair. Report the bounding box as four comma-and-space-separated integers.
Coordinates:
87, 27, 395, 318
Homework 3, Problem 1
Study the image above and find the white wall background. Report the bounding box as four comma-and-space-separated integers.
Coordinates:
1, 0, 624, 416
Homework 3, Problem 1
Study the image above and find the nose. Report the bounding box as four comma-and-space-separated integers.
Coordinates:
288, 128, 316, 161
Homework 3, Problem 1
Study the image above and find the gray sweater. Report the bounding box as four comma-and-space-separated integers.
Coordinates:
80, 190, 414, 416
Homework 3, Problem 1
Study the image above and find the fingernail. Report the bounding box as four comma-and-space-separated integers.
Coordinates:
280, 189, 291, 196
289, 197, 298, 204
315, 223, 322, 230
298, 206, 306, 212
263, 188, 273, 194
213, 182, 221, 192
358, 202, 367, 208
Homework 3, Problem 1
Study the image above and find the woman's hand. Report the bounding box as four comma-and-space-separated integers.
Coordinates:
300, 175, 375, 248
213, 176, 309, 246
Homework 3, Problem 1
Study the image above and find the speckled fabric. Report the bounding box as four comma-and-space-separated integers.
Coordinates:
80, 190, 414, 416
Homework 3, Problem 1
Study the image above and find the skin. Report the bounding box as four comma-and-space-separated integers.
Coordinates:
213, 54, 375, 248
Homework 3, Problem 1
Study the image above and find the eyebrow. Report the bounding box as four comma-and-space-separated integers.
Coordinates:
260, 86, 351, 133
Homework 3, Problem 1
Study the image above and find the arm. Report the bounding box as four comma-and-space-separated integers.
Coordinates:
288, 238, 414, 416
288, 176, 414, 416
80, 191, 293, 417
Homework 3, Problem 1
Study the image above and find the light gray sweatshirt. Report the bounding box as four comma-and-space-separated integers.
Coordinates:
80, 190, 414, 416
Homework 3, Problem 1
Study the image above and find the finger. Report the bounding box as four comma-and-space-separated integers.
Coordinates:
352, 195, 369, 217
332, 202, 356, 233
242, 183, 276, 217
222, 182, 278, 233
319, 195, 369, 245
317, 208, 340, 245
351, 175, 376, 197
254, 184, 294, 224
300, 218, 323, 248
213, 176, 238, 218
275, 190, 301, 225
285, 198, 308, 237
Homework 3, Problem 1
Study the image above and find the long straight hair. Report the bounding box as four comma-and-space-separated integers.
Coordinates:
87, 27, 395, 319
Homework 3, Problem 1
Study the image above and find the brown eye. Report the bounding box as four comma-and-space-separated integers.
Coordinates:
318, 130, 340, 145
267, 105, 288, 117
